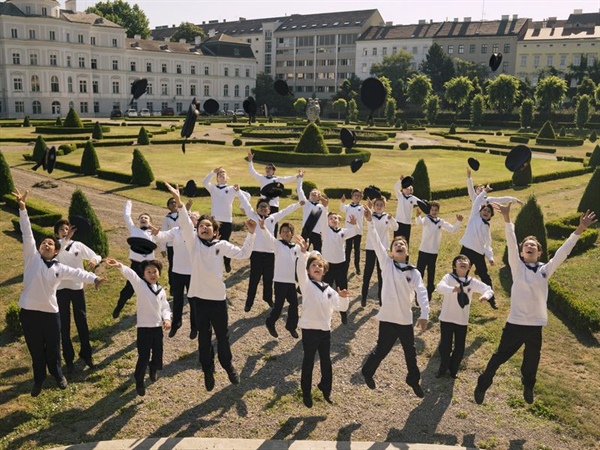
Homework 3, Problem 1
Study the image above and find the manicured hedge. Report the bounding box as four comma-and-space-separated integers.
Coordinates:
411, 144, 487, 153
536, 137, 584, 147
548, 278, 600, 332
155, 180, 292, 198
250, 145, 371, 166
35, 126, 109, 134
96, 169, 132, 184
151, 138, 227, 146
510, 136, 530, 144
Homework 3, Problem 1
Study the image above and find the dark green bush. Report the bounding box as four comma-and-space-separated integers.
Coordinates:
399, 142, 409, 150
449, 123, 456, 134
496, 131, 502, 136
578, 167, 600, 213
535, 137, 584, 147
0, 151, 15, 197
537, 120, 556, 139
69, 189, 109, 257
32, 135, 47, 162
588, 144, 600, 167
137, 126, 150, 145
512, 163, 532, 187
58, 143, 75, 155
300, 179, 318, 198
295, 123, 329, 154
81, 141, 100, 176
411, 159, 431, 201
55, 116, 62, 126
5, 301, 22, 337
92, 121, 104, 140
559, 126, 566, 137
131, 148, 154, 186
510, 136, 530, 144
402, 121, 408, 131
548, 279, 600, 332
520, 99, 534, 128
232, 138, 243, 146
503, 195, 547, 266
23, 116, 31, 127
590, 130, 598, 143
64, 107, 83, 128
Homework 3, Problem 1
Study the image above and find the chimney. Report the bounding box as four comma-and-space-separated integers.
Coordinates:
222, 19, 226, 23
208, 29, 216, 38
573, 9, 583, 14
65, 0, 76, 12
453, 18, 459, 22
194, 35, 202, 45
464, 17, 471, 22
239, 17, 246, 21
512, 14, 518, 20
418, 19, 426, 24
501, 15, 509, 21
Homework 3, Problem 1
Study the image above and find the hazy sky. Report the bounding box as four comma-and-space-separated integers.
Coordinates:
75, 0, 600, 28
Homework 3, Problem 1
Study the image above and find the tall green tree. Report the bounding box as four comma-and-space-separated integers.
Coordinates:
295, 123, 329, 154
407, 74, 433, 112
520, 99, 535, 128
331, 98, 347, 119
419, 43, 455, 94
470, 94, 485, 127
0, 151, 15, 197
334, 75, 361, 102
86, 0, 150, 38
534, 76, 568, 114
81, 141, 100, 176
425, 95, 440, 124
444, 76, 474, 111
370, 51, 415, 103
32, 135, 47, 162
170, 21, 205, 43
131, 149, 154, 186
502, 195, 548, 266
577, 77, 597, 98
578, 168, 600, 214
252, 72, 294, 116
454, 58, 489, 85
411, 159, 431, 201
347, 99, 358, 122
487, 74, 520, 114
595, 85, 600, 105
575, 94, 592, 129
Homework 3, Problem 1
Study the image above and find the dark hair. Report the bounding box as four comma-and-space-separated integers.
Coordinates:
41, 236, 61, 252
256, 198, 270, 210
166, 197, 176, 207
390, 235, 408, 251
479, 203, 495, 217
198, 214, 220, 233
279, 222, 294, 234
430, 200, 440, 209
138, 212, 153, 223
452, 254, 471, 268
266, 163, 276, 171
520, 235, 542, 252
351, 188, 362, 196
141, 259, 163, 274
54, 219, 70, 236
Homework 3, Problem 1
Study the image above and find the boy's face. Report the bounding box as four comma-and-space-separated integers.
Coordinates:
143, 265, 160, 284
454, 259, 470, 277
475, 185, 484, 195
167, 199, 178, 213
402, 186, 413, 196
479, 206, 493, 221
57, 224, 70, 239
39, 238, 58, 260
217, 170, 228, 185
279, 226, 292, 242
138, 214, 151, 228
197, 219, 215, 240
308, 259, 326, 281
374, 200, 385, 213
265, 165, 275, 176
521, 239, 542, 263
309, 189, 320, 202
351, 192, 362, 203
328, 214, 341, 228
391, 239, 408, 262
257, 202, 270, 216
429, 205, 439, 217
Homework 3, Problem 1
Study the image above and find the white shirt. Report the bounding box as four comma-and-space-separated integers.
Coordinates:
393, 179, 420, 225
340, 202, 365, 234
365, 212, 398, 251
436, 273, 493, 326
415, 214, 462, 255
124, 200, 156, 262
318, 210, 357, 264
367, 220, 429, 325
202, 170, 238, 223
154, 227, 192, 275
297, 252, 349, 331
263, 231, 300, 283
119, 265, 172, 328
297, 177, 325, 234
248, 160, 298, 208
160, 211, 179, 250
178, 205, 255, 301
505, 223, 580, 326
56, 240, 102, 290
18, 209, 98, 313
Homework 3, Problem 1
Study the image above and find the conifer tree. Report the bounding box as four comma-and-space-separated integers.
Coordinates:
0, 151, 15, 197
64, 107, 83, 128
520, 99, 534, 128
503, 194, 548, 266
588, 144, 600, 167
68, 189, 109, 257
131, 148, 154, 186
32, 135, 47, 162
294, 122, 329, 154
411, 159, 431, 201
137, 126, 150, 145
578, 168, 600, 214
81, 141, 100, 176
23, 116, 31, 127
92, 121, 104, 140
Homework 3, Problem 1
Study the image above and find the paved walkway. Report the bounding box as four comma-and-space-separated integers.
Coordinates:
52, 438, 476, 449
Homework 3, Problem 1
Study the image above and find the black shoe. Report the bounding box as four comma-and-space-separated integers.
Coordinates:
356, 268, 361, 275
409, 382, 424, 398
487, 296, 498, 310
244, 303, 252, 313
82, 356, 95, 369
226, 367, 239, 385
317, 383, 332, 404
112, 305, 122, 319
224, 262, 232, 273
435, 370, 445, 379
450, 372, 458, 379
66, 363, 75, 374
523, 386, 534, 404
474, 386, 486, 404
361, 297, 366, 307
136, 381, 145, 396
288, 328, 299, 339
149, 368, 157, 382
266, 319, 278, 338
340, 311, 348, 325
265, 298, 274, 308
204, 371, 215, 391
57, 376, 68, 390
31, 382, 43, 397
189, 328, 198, 340
168, 326, 178, 338
361, 368, 376, 389
302, 392, 313, 408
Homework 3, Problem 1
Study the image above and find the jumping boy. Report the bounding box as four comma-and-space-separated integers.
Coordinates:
340, 188, 365, 275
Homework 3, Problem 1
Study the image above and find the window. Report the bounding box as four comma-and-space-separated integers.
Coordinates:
234, 85, 240, 97
176, 84, 182, 96
50, 54, 57, 66
161, 102, 168, 110
176, 64, 182, 74
246, 68, 250, 77
223, 84, 229, 96
504, 43, 510, 53
392, 47, 397, 55
458, 45, 464, 54
78, 34, 84, 44
91, 58, 98, 69
481, 44, 487, 54
469, 44, 476, 53
362, 62, 367, 73
235, 68, 240, 77
80, 102, 88, 113
66, 33, 70, 42
190, 85, 196, 96
559, 55, 567, 68
91, 36, 96, 46
29, 29, 36, 39
492, 44, 499, 53
31, 75, 40, 92
112, 38, 118, 47
448, 45, 454, 54
13, 53, 21, 65
245, 85, 250, 97
520, 55, 527, 67
204, 66, 209, 75
68, 77, 73, 93
112, 60, 118, 70
573, 54, 581, 66
79, 57, 85, 68
51, 76, 59, 92
49, 30, 56, 41
372, 48, 377, 56
130, 61, 136, 71
224, 67, 229, 76
33, 101, 42, 115
52, 101, 61, 115
11, 28, 18, 38
41, 6, 47, 15
147, 62, 152, 72
547, 55, 553, 66
94, 101, 99, 113
15, 102, 25, 114
67, 56, 71, 67
13, 78, 23, 91
534, 55, 540, 66
112, 81, 120, 94
92, 80, 99, 93
161, 83, 168, 95
26, 6, 31, 14
146, 102, 153, 112
79, 80, 87, 93
223, 103, 229, 112
382, 47, 387, 56
162, 63, 167, 73
147, 83, 153, 95
502, 61, 508, 72
30, 53, 38, 65
204, 85, 210, 97
587, 55, 596, 66
191, 65, 196, 75
176, 102, 183, 113
412, 46, 418, 54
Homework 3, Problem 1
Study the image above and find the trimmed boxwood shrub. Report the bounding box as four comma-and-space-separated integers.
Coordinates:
536, 137, 584, 146
399, 142, 409, 150
295, 123, 329, 154
137, 126, 150, 145
578, 167, 600, 213
411, 159, 431, 201
55, 116, 62, 126
509, 136, 530, 144
64, 107, 83, 128
502, 195, 548, 266
5, 301, 22, 337
449, 123, 456, 134
0, 151, 15, 196
23, 116, 31, 127
590, 130, 598, 143
58, 143, 75, 155
32, 135, 47, 162
34, 126, 109, 134
96, 168, 131, 184
81, 141, 100, 176
548, 278, 600, 332
131, 149, 154, 186
537, 120, 556, 139
69, 189, 109, 257
92, 121, 104, 140
232, 138, 243, 146
588, 144, 600, 167
252, 145, 370, 167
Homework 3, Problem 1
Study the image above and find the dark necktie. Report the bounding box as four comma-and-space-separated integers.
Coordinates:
215, 185, 227, 190
331, 228, 341, 233
65, 242, 74, 252
140, 226, 149, 231
350, 203, 359, 207
143, 280, 163, 296
310, 201, 319, 206
525, 263, 540, 273
403, 194, 411, 200
450, 273, 471, 308
265, 175, 273, 179
373, 213, 384, 220
42, 257, 57, 268
167, 213, 178, 221
393, 262, 415, 272
481, 218, 490, 226
311, 280, 330, 292
428, 215, 440, 225
279, 240, 295, 249
199, 238, 216, 247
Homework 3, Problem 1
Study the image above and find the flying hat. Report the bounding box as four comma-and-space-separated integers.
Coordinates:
416, 199, 431, 215
129, 78, 148, 106
350, 158, 363, 173
340, 128, 356, 149
45, 146, 57, 174
274, 79, 292, 96
489, 53, 503, 72
363, 185, 382, 200
181, 99, 199, 153
203, 98, 220, 115
468, 157, 480, 171
505, 144, 532, 172
401, 175, 414, 189
301, 209, 323, 238
360, 77, 386, 113
260, 182, 285, 199
68, 215, 92, 241
243, 96, 258, 116
183, 179, 197, 197
126, 237, 157, 256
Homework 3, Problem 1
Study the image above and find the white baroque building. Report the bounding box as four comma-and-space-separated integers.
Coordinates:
0, 0, 257, 118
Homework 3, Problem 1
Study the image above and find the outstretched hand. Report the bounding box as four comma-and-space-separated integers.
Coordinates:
493, 202, 511, 222
246, 218, 257, 234
294, 234, 309, 253
104, 258, 121, 268
576, 210, 598, 235
415, 318, 428, 334
363, 205, 373, 222
337, 287, 351, 298
13, 189, 29, 210
164, 182, 182, 207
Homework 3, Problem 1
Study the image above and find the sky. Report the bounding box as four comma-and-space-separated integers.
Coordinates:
75, 0, 600, 29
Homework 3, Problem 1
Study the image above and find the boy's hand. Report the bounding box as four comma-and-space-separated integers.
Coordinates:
86, 260, 97, 271
246, 219, 257, 234
13, 189, 29, 210
94, 277, 107, 290
104, 258, 121, 268
337, 288, 351, 298
164, 183, 182, 207
149, 224, 161, 236
299, 200, 306, 206
320, 196, 329, 208
348, 215, 357, 225
297, 169, 304, 178
247, 151, 253, 161
456, 214, 464, 221
493, 202, 511, 222
363, 206, 373, 222
341, 194, 346, 203
415, 318, 428, 333
576, 210, 598, 234
294, 234, 309, 252
185, 198, 193, 210
162, 320, 172, 332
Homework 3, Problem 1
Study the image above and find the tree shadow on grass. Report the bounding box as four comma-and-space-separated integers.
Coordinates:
103, 185, 138, 195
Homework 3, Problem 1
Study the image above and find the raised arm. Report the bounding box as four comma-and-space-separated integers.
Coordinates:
123, 200, 136, 233
14, 189, 37, 260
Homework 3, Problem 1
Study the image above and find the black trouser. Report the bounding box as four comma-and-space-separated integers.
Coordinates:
135, 327, 163, 383
362, 321, 421, 387
323, 262, 347, 290
308, 232, 322, 253
477, 322, 542, 391
246, 251, 275, 309
416, 251, 438, 300
345, 234, 362, 273
57, 288, 91, 365
170, 272, 195, 332
460, 246, 493, 289
193, 297, 234, 373
219, 222, 232, 269
20, 308, 62, 384
394, 222, 412, 245
116, 260, 143, 311
362, 249, 382, 301
166, 246, 174, 293
301, 329, 332, 397
267, 282, 299, 331
438, 321, 468, 376
270, 206, 279, 236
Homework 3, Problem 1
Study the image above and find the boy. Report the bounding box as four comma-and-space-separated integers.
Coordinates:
113, 200, 156, 318
106, 258, 172, 396
459, 186, 521, 309
361, 206, 429, 398
393, 175, 420, 244
295, 235, 350, 408
474, 205, 596, 405
415, 201, 463, 300
435, 255, 494, 378
297, 173, 325, 252
340, 188, 365, 275
14, 189, 103, 397
160, 197, 179, 292
361, 197, 398, 306
54, 219, 102, 372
